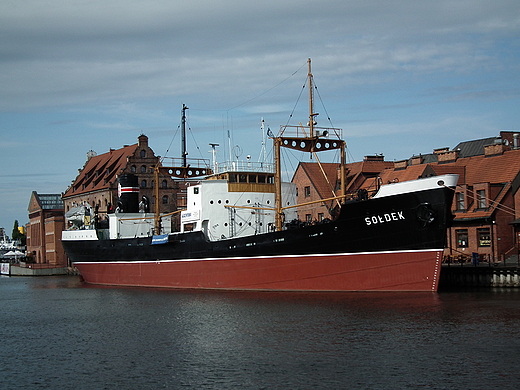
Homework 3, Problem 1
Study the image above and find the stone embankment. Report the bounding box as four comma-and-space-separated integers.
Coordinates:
440, 264, 520, 288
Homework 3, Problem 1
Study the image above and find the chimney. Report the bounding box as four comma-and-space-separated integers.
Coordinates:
364, 155, 385, 162
411, 155, 423, 165
394, 160, 408, 170
437, 149, 459, 163
433, 147, 449, 155
484, 142, 510, 156
514, 133, 519, 149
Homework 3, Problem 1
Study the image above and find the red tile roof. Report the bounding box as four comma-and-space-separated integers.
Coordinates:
298, 162, 340, 199
63, 143, 139, 197
448, 149, 520, 185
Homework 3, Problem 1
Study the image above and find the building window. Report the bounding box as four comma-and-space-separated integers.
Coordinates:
318, 213, 324, 222
141, 180, 147, 188
477, 189, 486, 209
456, 229, 468, 248
304, 186, 311, 197
140, 150, 146, 158
305, 214, 312, 223
478, 228, 491, 247
141, 165, 147, 173
456, 192, 464, 211
162, 195, 168, 204
130, 165, 136, 173
162, 180, 167, 188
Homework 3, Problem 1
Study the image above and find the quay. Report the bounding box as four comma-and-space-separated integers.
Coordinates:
440, 261, 520, 288
1, 262, 78, 276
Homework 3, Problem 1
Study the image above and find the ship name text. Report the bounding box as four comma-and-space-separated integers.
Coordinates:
365, 211, 405, 226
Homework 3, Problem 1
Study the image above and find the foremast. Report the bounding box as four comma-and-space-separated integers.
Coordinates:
154, 104, 213, 234
272, 58, 346, 231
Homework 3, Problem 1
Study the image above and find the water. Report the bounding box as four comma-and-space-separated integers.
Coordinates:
1, 276, 519, 389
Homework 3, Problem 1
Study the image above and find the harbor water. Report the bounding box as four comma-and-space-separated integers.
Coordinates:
1, 276, 519, 389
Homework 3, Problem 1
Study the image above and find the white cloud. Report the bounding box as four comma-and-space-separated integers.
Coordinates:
0, 0, 519, 227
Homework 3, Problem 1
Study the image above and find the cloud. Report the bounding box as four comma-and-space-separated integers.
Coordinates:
1, 0, 518, 111
1, 0, 519, 228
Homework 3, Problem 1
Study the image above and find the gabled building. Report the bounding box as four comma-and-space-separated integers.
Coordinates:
291, 155, 393, 223
62, 134, 181, 229
26, 192, 66, 266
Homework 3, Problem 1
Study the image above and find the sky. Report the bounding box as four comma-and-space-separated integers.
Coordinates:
1, 0, 519, 233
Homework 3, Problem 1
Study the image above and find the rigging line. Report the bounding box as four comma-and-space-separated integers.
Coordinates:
313, 81, 354, 162
463, 185, 516, 215
312, 152, 341, 209
313, 82, 335, 128
186, 121, 207, 161
283, 83, 306, 130
226, 61, 308, 112
444, 183, 516, 216
161, 124, 181, 164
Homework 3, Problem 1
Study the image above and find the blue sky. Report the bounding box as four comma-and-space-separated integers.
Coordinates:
1, 0, 519, 232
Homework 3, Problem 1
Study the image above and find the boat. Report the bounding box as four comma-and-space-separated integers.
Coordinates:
62, 59, 458, 291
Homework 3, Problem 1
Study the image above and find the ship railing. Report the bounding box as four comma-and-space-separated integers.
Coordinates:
215, 161, 274, 174
279, 124, 343, 139
160, 157, 212, 170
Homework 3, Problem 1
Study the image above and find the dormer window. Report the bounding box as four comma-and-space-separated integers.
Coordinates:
455, 192, 464, 211
477, 189, 486, 209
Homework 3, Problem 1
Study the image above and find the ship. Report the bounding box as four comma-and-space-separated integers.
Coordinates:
62, 59, 458, 291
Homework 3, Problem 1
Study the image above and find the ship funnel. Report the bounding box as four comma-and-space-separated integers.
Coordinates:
117, 174, 139, 213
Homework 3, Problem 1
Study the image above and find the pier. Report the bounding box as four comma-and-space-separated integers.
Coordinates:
440, 262, 520, 288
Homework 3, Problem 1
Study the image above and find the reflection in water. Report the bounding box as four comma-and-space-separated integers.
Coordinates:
1, 276, 519, 389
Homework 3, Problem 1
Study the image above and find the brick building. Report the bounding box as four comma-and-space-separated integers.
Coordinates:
291, 155, 393, 223
26, 192, 66, 266
292, 131, 520, 263
62, 134, 183, 229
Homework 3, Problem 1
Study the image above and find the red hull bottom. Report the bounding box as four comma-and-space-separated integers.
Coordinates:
74, 249, 443, 292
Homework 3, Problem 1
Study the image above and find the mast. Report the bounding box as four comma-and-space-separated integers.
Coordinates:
273, 58, 346, 231
181, 104, 188, 167
274, 136, 283, 231
308, 58, 317, 138
153, 104, 213, 235
259, 118, 268, 166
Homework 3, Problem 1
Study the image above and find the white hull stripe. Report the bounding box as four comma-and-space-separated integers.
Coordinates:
73, 248, 442, 265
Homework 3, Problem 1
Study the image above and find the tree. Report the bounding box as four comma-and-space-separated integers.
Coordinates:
12, 220, 26, 246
